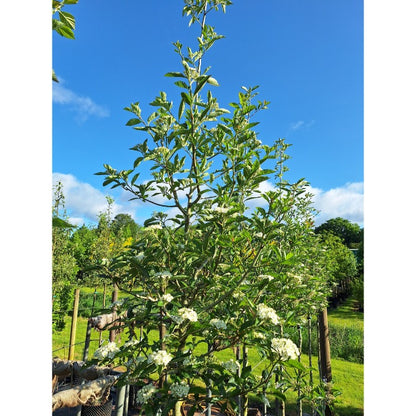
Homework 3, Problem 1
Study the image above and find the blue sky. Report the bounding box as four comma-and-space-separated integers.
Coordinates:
52, 0, 363, 227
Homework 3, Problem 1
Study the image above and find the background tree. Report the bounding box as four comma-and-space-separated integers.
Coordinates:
318, 232, 358, 307
315, 217, 362, 248
52, 182, 78, 331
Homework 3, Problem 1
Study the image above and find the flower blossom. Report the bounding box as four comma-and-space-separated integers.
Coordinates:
170, 381, 190, 398
123, 339, 140, 348
222, 359, 240, 374
146, 224, 162, 230
136, 383, 157, 404
136, 252, 145, 261
213, 206, 229, 214
177, 307, 198, 322
155, 271, 172, 279
154, 146, 170, 155
93, 342, 120, 360
271, 338, 300, 361
161, 293, 174, 303
148, 350, 173, 367
259, 274, 274, 281
257, 303, 280, 325
210, 318, 227, 330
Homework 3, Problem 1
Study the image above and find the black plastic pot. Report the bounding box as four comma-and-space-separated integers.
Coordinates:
81, 399, 113, 416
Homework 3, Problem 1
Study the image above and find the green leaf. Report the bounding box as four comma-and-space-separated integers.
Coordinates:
165, 72, 186, 78
125, 118, 142, 126
174, 80, 188, 89
59, 11, 75, 30
181, 92, 192, 105
178, 99, 185, 119
194, 75, 210, 95
53, 20, 75, 39
63, 0, 79, 4
52, 69, 59, 83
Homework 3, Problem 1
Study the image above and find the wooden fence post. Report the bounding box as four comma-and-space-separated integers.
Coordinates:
83, 287, 98, 361
68, 288, 80, 361
99, 283, 107, 346
318, 307, 332, 416
109, 283, 119, 343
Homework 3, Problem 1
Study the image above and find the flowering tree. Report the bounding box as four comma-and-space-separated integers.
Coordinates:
94, 1, 331, 415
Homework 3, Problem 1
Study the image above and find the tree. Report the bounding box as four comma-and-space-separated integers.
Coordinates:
110, 213, 140, 240
52, 182, 79, 331
315, 217, 362, 248
318, 232, 358, 305
92, 1, 335, 414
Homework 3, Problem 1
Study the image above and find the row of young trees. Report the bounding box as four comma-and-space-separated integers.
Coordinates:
52, 0, 362, 414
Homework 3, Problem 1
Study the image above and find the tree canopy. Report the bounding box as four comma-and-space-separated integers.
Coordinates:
315, 217, 362, 248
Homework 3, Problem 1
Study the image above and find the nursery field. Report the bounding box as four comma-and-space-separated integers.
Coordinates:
52, 292, 364, 416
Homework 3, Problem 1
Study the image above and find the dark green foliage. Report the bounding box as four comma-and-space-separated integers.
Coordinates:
315, 217, 362, 248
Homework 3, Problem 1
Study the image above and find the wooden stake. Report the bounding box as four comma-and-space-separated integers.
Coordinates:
83, 288, 98, 361
109, 283, 119, 343
318, 308, 332, 416
68, 288, 80, 361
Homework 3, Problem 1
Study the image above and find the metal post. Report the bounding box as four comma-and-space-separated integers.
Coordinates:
115, 384, 127, 416
123, 384, 130, 416
68, 288, 80, 361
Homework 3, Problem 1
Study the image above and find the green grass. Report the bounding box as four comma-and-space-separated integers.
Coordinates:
328, 297, 363, 331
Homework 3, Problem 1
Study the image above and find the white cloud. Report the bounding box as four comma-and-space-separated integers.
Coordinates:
52, 173, 363, 228
53, 173, 137, 225
53, 82, 109, 121
308, 182, 364, 226
290, 120, 305, 131
289, 120, 315, 131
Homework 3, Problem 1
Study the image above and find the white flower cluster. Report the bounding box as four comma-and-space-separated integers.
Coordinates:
222, 359, 240, 374
213, 206, 229, 214
123, 339, 140, 348
155, 271, 172, 279
271, 338, 300, 361
252, 331, 266, 340
154, 146, 170, 155
177, 307, 198, 323
93, 342, 120, 360
148, 349, 173, 367
136, 383, 157, 404
146, 224, 162, 230
259, 274, 274, 281
170, 381, 190, 398
210, 318, 227, 330
136, 252, 145, 261
257, 303, 280, 325
161, 293, 174, 303
288, 272, 303, 284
